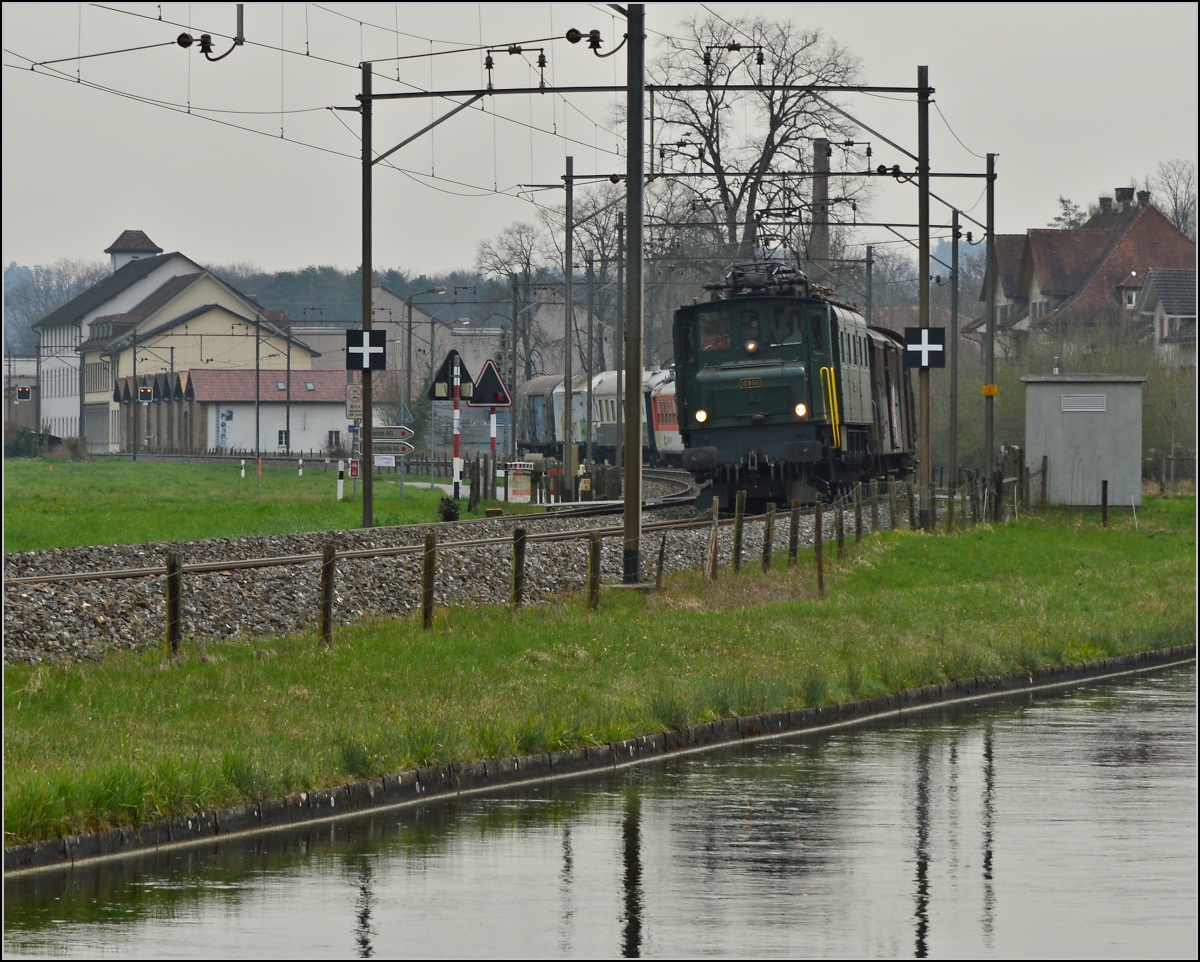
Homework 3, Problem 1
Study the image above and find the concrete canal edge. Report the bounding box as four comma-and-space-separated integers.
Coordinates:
5, 643, 1195, 876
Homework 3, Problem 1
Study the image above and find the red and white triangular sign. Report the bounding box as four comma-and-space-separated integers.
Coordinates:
465, 358, 513, 408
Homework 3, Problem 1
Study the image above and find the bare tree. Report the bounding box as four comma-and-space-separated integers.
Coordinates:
649, 14, 861, 258
1150, 159, 1197, 240
4, 258, 109, 355
477, 222, 552, 380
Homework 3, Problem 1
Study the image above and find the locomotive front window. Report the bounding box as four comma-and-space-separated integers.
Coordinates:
700, 312, 732, 351
767, 306, 804, 346
680, 324, 695, 362
741, 312, 760, 352
810, 310, 825, 353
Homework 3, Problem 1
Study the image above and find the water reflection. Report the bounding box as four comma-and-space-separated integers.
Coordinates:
982, 724, 996, 947
353, 862, 374, 959
5, 667, 1195, 959
620, 794, 643, 959
914, 740, 931, 958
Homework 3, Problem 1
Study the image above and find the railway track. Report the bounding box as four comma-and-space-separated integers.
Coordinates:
545, 467, 699, 518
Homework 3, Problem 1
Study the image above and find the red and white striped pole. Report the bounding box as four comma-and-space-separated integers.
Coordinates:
452, 354, 462, 499
337, 459, 345, 501
489, 407, 497, 456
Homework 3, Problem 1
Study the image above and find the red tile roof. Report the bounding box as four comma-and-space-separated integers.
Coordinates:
1023, 229, 1116, 296
186, 369, 357, 403
1059, 205, 1196, 316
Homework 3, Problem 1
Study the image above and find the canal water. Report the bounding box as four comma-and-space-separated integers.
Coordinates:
5, 665, 1196, 959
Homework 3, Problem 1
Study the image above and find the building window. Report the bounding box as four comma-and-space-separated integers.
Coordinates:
1124, 290, 1137, 308
278, 430, 289, 447
328, 430, 341, 451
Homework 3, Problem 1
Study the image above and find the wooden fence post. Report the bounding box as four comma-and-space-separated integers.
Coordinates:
512, 526, 527, 610
870, 482, 879, 533
319, 542, 336, 646
907, 482, 917, 530
1102, 479, 1108, 528
732, 489, 746, 573
655, 532, 667, 590
815, 504, 825, 599
422, 531, 437, 629
788, 500, 800, 568
1041, 455, 1049, 507
588, 531, 602, 609
836, 500, 845, 558
888, 481, 897, 531
164, 550, 182, 654
854, 486, 863, 543
762, 503, 776, 572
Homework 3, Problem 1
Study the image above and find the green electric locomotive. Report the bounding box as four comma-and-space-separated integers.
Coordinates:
674, 262, 916, 509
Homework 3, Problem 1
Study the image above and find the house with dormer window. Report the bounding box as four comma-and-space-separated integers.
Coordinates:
968, 189, 1195, 348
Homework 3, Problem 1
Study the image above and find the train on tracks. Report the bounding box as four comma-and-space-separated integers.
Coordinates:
515, 368, 683, 466
673, 261, 916, 510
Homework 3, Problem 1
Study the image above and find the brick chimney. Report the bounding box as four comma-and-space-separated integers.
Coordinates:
1114, 186, 1135, 211
1137, 189, 1151, 207
1099, 196, 1113, 213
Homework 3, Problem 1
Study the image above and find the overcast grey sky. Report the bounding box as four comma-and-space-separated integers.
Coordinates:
3, 2, 1196, 275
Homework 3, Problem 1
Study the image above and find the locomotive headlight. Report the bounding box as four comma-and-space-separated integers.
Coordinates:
694, 409, 708, 423
744, 339, 759, 353
794, 403, 807, 418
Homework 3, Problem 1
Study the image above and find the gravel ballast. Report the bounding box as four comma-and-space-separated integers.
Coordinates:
4, 498, 902, 665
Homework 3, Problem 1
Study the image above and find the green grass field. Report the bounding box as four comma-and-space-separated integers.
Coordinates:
4, 498, 1194, 844
2, 459, 537, 551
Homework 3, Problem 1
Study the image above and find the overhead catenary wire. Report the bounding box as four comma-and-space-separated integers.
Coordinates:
81, 2, 624, 157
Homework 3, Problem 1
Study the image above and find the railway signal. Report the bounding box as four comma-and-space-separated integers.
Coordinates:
466, 358, 512, 458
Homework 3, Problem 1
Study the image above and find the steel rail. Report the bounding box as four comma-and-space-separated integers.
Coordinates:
2, 508, 784, 588
6, 471, 851, 588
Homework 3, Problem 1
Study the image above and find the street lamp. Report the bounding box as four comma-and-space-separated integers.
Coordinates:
405, 287, 447, 488
405, 287, 447, 429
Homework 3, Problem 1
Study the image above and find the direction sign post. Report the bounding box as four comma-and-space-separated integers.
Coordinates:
374, 441, 415, 456
374, 425, 415, 497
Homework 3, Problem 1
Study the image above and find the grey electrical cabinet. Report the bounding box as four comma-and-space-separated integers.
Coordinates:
1021, 374, 1146, 507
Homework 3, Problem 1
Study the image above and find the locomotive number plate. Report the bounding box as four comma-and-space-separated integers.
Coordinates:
739, 377, 762, 389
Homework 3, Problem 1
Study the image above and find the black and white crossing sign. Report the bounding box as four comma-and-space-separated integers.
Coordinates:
465, 358, 513, 409
345, 329, 387, 370
904, 327, 946, 368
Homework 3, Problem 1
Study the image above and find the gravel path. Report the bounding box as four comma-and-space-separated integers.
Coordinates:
4, 496, 915, 665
